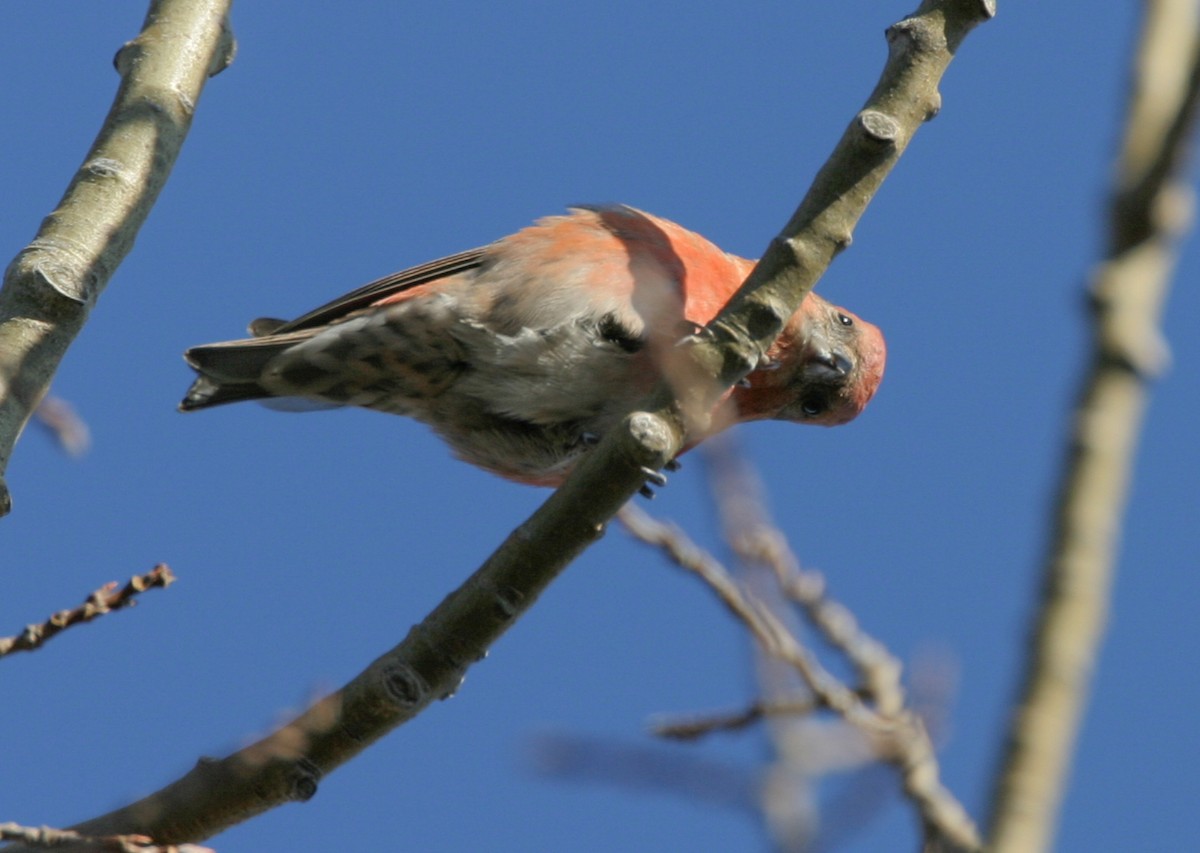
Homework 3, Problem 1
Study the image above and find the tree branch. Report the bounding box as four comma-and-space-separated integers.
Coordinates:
40, 415, 671, 847
671, 0, 995, 434
0, 822, 209, 853
0, 0, 234, 517
30, 395, 91, 457
0, 565, 175, 659
620, 502, 981, 852
529, 733, 759, 815
651, 698, 821, 741
986, 2, 1200, 850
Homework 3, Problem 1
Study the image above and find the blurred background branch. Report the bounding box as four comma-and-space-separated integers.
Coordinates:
987, 2, 1200, 851
0, 0, 233, 517
620, 447, 980, 853
30, 395, 90, 457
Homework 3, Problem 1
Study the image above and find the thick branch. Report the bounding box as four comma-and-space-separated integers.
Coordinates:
0, 0, 234, 517
987, 3, 1200, 851
42, 414, 671, 846
673, 0, 995, 430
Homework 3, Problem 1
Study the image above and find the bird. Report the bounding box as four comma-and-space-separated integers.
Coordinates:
180, 205, 886, 486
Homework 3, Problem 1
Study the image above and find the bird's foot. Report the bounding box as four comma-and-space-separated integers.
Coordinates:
638, 466, 669, 499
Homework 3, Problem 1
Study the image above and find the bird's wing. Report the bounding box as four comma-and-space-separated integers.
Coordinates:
268, 246, 490, 333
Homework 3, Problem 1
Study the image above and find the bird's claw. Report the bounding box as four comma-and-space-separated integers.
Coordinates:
581, 435, 676, 496
638, 466, 669, 499
642, 467, 668, 487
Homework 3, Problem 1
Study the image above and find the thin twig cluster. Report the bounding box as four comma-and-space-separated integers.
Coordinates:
620, 481, 981, 852
0, 565, 175, 658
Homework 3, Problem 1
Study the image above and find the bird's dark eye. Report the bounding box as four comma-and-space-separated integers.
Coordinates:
800, 396, 828, 417
837, 312, 854, 327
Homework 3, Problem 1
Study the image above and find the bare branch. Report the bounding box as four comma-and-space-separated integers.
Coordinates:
704, 443, 907, 716
31, 395, 91, 457
30, 419, 666, 848
671, 0, 995, 434
0, 0, 235, 517
0, 823, 211, 853
651, 699, 820, 741
987, 3, 1200, 850
620, 502, 982, 853
620, 504, 874, 726
0, 565, 176, 659
529, 733, 758, 815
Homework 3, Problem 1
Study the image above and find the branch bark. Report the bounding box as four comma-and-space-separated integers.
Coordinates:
987, 2, 1200, 850
3, 0, 993, 847
0, 0, 234, 517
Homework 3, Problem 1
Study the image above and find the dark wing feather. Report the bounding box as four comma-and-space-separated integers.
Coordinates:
269, 246, 489, 333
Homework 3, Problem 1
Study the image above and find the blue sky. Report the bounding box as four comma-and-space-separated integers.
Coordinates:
3, 3, 1197, 851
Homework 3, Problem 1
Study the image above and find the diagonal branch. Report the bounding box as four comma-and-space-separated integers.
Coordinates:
670, 0, 995, 435
0, 0, 234, 517
986, 2, 1200, 851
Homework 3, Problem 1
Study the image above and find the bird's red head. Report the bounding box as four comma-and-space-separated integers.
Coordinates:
732, 292, 886, 427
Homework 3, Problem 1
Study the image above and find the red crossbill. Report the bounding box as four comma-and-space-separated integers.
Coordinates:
181, 205, 885, 485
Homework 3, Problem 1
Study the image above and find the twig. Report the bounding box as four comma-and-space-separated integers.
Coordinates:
31, 395, 91, 457
529, 733, 758, 815
0, 0, 234, 516
619, 504, 877, 728
650, 698, 820, 741
986, 3, 1200, 851
620, 503, 982, 852
700, 441, 908, 850
0, 565, 176, 659
704, 442, 907, 715
704, 445, 979, 850
0, 823, 211, 853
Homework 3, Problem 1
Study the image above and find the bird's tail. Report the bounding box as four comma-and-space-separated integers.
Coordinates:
179, 337, 293, 411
